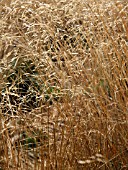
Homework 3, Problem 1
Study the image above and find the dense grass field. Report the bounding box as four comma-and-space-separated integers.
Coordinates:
0, 0, 128, 169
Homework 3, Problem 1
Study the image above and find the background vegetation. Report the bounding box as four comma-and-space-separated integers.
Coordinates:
0, 0, 128, 169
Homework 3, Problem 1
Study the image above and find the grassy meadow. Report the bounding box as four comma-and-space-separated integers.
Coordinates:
0, 0, 128, 169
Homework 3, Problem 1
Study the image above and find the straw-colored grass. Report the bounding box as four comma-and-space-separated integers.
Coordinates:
0, 0, 128, 169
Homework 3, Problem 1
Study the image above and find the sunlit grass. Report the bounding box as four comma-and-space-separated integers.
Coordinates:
0, 0, 128, 169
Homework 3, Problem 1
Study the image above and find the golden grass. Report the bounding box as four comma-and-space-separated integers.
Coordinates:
0, 0, 128, 169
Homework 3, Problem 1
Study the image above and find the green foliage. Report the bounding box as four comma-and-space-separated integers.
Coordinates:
0, 58, 42, 114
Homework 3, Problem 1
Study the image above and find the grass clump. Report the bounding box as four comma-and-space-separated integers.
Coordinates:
0, 0, 128, 169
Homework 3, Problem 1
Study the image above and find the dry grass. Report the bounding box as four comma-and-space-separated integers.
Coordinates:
0, 0, 128, 169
